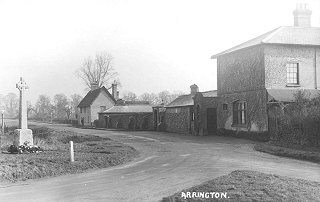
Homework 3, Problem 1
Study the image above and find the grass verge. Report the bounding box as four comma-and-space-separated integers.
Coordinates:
0, 127, 139, 183
161, 170, 320, 202
254, 143, 320, 163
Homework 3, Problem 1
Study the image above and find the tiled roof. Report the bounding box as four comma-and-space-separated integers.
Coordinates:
211, 26, 320, 58
166, 90, 218, 108
267, 89, 320, 102
78, 86, 116, 108
165, 94, 194, 108
202, 90, 218, 97
102, 105, 153, 114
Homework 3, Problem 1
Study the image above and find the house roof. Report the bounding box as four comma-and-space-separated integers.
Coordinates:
211, 26, 320, 58
78, 86, 116, 108
165, 94, 194, 108
102, 105, 153, 114
267, 89, 320, 102
165, 90, 218, 108
202, 90, 218, 97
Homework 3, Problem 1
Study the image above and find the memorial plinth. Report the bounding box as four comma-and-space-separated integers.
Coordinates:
14, 129, 33, 146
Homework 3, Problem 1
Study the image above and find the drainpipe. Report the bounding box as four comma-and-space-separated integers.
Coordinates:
315, 48, 317, 89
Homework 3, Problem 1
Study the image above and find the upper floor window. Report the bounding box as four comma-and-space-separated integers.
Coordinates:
100, 106, 106, 112
80, 108, 82, 113
286, 63, 299, 85
233, 101, 246, 125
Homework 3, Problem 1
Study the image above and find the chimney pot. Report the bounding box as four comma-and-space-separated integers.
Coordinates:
190, 84, 199, 95
112, 80, 119, 100
293, 3, 312, 27
90, 82, 99, 91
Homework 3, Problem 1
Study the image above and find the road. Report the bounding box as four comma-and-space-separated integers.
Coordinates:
0, 123, 319, 202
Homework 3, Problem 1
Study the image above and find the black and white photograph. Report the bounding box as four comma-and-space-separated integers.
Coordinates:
0, 0, 320, 201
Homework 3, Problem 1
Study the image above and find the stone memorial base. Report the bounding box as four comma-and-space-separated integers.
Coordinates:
13, 129, 33, 146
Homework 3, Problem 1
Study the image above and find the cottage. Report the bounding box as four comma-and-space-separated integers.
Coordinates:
77, 82, 118, 126
98, 100, 154, 130
211, 4, 320, 133
158, 84, 219, 135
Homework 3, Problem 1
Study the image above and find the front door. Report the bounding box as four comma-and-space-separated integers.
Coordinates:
207, 108, 217, 134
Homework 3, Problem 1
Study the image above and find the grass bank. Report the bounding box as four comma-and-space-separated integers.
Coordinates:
0, 127, 139, 183
161, 170, 320, 202
254, 143, 320, 163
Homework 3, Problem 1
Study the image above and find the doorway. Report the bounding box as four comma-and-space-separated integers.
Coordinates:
207, 108, 217, 134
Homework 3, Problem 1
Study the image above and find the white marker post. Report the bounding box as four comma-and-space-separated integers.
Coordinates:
70, 141, 74, 162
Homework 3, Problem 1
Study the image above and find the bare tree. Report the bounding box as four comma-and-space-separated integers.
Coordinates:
4, 93, 19, 118
35, 95, 52, 120
53, 94, 69, 119
70, 94, 83, 119
122, 92, 138, 101
77, 52, 118, 89
27, 100, 35, 118
158, 90, 184, 105
0, 94, 5, 112
139, 92, 161, 105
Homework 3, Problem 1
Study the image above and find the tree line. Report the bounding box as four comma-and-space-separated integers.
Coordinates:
0, 93, 83, 121
122, 90, 184, 105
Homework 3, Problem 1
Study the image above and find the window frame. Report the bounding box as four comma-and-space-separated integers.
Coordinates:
190, 106, 195, 121
100, 106, 106, 112
222, 103, 228, 110
286, 63, 299, 86
232, 101, 247, 126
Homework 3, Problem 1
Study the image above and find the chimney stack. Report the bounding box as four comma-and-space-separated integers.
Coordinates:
112, 80, 119, 100
293, 3, 312, 27
90, 82, 99, 91
190, 84, 199, 95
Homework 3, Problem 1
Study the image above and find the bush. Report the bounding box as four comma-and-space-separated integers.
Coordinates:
268, 90, 320, 147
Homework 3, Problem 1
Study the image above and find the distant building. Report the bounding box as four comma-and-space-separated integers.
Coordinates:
155, 84, 219, 135
98, 100, 154, 130
77, 82, 118, 126
211, 3, 320, 133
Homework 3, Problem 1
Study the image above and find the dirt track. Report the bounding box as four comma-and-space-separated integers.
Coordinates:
0, 123, 319, 202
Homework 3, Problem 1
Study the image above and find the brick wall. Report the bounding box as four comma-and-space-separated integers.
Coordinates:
98, 113, 153, 130
165, 106, 192, 134
193, 93, 219, 135
218, 89, 268, 132
217, 45, 265, 95
265, 45, 320, 89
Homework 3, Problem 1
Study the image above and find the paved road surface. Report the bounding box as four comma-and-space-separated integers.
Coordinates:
0, 123, 319, 202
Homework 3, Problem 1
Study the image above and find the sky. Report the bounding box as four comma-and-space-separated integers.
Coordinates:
0, 0, 319, 104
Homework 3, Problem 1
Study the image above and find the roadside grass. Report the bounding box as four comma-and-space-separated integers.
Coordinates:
161, 170, 320, 202
0, 127, 139, 183
254, 143, 320, 163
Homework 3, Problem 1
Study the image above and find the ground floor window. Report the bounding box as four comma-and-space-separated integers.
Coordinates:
233, 101, 246, 125
190, 106, 194, 121
223, 103, 228, 110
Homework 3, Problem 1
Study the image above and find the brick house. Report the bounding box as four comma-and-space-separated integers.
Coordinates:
158, 84, 219, 135
77, 82, 118, 126
98, 100, 154, 130
211, 4, 320, 133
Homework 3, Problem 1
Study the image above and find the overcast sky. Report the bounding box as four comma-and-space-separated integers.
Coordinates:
0, 0, 319, 104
